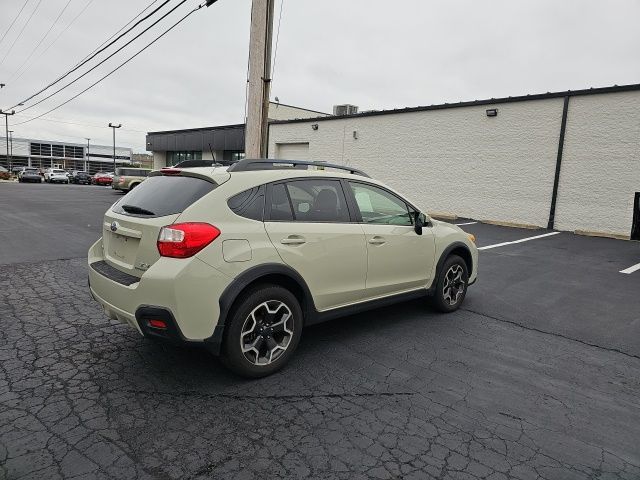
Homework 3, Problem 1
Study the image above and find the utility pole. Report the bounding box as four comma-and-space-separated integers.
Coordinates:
108, 123, 121, 173
245, 0, 275, 159
8, 130, 13, 156
85, 138, 90, 173
0, 109, 15, 171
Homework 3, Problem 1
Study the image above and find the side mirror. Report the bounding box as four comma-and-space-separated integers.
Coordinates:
414, 211, 424, 235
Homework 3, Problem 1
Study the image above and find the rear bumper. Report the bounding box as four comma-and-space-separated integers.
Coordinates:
88, 237, 231, 342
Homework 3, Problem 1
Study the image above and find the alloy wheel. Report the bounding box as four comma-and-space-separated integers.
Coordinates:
443, 264, 466, 306
240, 300, 294, 366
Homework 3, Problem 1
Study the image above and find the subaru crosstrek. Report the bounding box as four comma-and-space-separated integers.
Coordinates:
88, 159, 478, 377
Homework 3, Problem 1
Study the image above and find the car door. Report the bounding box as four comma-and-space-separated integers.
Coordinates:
264, 178, 368, 311
347, 181, 436, 298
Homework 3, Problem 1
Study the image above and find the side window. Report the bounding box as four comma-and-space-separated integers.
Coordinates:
349, 182, 413, 226
228, 185, 265, 221
285, 179, 350, 222
269, 183, 294, 221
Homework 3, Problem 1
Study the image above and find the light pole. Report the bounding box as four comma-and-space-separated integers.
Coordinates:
8, 130, 13, 156
108, 123, 121, 173
85, 138, 90, 173
0, 109, 15, 171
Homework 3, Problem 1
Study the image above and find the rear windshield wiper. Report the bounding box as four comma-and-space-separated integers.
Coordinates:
121, 204, 155, 215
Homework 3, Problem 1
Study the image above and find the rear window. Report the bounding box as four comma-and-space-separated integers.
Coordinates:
112, 175, 215, 217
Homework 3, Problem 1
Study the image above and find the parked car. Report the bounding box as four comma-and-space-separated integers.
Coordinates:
44, 168, 69, 183
88, 159, 478, 378
112, 167, 151, 192
18, 168, 43, 183
92, 172, 113, 186
11, 166, 25, 176
50, 170, 70, 184
69, 171, 92, 185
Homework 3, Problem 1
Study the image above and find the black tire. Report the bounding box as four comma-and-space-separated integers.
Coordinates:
431, 254, 469, 313
221, 284, 303, 378
129, 183, 139, 191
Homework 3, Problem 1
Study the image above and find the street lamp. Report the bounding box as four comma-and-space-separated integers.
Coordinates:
108, 123, 121, 173
85, 138, 90, 173
0, 109, 15, 171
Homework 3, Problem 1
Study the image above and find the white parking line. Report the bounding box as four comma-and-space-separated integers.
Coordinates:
478, 231, 561, 251
455, 221, 478, 226
620, 262, 640, 275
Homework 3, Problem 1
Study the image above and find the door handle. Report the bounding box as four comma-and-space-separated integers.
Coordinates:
368, 236, 386, 245
281, 235, 306, 245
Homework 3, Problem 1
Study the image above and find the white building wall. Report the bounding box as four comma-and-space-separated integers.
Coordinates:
555, 91, 640, 237
153, 151, 166, 170
268, 102, 329, 121
269, 99, 564, 227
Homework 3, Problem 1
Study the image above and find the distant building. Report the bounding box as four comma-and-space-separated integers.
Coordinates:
132, 153, 153, 169
0, 136, 133, 174
146, 102, 329, 169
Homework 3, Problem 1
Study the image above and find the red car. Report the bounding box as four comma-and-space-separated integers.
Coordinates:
92, 172, 113, 186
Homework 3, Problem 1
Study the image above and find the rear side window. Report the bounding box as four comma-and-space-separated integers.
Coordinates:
112, 175, 215, 217
269, 184, 294, 221
268, 179, 350, 222
228, 185, 265, 221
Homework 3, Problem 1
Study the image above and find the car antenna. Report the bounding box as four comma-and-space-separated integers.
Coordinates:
208, 143, 217, 172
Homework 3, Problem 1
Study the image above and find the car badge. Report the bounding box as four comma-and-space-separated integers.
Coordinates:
110, 221, 119, 232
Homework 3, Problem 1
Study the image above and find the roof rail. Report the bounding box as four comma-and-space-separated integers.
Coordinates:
227, 159, 369, 177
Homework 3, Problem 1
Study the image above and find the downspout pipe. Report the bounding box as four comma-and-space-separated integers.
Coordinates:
547, 95, 570, 230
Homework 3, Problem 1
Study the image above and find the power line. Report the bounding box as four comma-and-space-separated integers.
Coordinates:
13, 0, 188, 114
6, 0, 171, 110
8, 0, 75, 81
271, 0, 284, 84
12, 113, 147, 132
10, 0, 96, 84
0, 0, 44, 68
13, 1, 210, 126
0, 0, 31, 48
74, 0, 163, 68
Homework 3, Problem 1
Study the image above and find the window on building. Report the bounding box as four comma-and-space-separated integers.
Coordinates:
223, 150, 245, 162
40, 144, 51, 156
167, 151, 202, 166
51, 144, 64, 157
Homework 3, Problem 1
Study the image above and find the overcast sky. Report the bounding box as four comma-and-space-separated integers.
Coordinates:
1, 0, 639, 152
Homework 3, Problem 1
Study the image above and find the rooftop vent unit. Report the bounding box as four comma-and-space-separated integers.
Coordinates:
333, 104, 359, 116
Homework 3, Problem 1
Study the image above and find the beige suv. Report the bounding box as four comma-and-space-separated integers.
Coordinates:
88, 159, 478, 377
112, 167, 150, 192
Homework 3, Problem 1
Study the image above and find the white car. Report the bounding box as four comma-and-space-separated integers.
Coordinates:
44, 168, 69, 184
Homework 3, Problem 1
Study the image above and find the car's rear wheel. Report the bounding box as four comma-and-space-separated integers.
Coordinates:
222, 285, 303, 378
431, 254, 469, 313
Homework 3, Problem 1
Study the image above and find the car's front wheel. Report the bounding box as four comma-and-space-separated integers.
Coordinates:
431, 254, 469, 313
222, 285, 303, 378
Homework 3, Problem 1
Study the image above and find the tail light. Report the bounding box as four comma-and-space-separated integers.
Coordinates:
157, 223, 220, 258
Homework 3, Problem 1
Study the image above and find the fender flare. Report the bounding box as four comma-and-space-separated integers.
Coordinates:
205, 263, 316, 355
430, 242, 473, 293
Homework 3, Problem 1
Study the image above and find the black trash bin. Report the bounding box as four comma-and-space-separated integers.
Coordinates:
632, 192, 640, 241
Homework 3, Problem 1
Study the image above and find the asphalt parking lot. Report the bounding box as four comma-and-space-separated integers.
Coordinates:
1, 182, 639, 480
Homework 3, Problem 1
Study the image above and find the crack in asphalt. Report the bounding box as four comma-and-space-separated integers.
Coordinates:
461, 306, 640, 361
